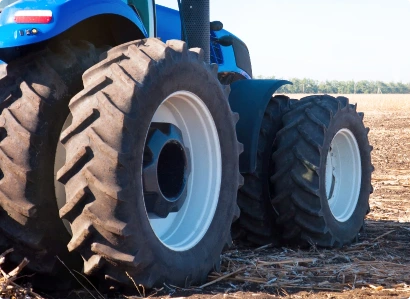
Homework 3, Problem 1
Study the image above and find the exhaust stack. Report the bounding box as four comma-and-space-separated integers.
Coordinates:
179, 0, 210, 64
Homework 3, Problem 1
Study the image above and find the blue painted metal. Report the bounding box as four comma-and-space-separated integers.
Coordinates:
212, 29, 251, 79
0, 0, 247, 81
229, 79, 292, 173
210, 31, 223, 65
0, 0, 147, 48
156, 4, 181, 42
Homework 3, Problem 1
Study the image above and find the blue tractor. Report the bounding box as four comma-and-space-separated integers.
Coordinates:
0, 0, 372, 289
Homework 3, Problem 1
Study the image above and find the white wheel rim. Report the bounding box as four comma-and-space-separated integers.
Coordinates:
326, 129, 361, 222
145, 91, 222, 251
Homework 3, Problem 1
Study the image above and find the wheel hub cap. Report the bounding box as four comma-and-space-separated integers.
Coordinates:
143, 123, 191, 218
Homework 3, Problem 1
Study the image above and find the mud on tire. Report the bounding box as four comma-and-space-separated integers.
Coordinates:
0, 40, 102, 274
270, 95, 373, 247
57, 38, 242, 287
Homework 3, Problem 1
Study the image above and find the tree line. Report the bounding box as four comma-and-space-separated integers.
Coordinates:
257, 77, 410, 94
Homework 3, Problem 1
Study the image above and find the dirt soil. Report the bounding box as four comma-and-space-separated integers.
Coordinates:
39, 95, 410, 299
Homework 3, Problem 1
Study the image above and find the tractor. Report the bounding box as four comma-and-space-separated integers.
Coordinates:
0, 0, 373, 289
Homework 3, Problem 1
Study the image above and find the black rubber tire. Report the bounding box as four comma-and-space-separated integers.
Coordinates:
270, 95, 373, 247
0, 40, 102, 275
57, 38, 242, 288
234, 95, 296, 246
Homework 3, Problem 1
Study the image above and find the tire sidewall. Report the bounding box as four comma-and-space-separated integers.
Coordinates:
318, 107, 371, 243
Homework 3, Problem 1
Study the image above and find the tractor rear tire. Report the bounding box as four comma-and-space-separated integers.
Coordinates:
235, 95, 296, 245
0, 40, 101, 275
57, 38, 242, 287
271, 95, 373, 247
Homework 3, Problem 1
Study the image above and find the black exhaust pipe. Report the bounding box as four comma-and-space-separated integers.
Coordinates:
179, 0, 210, 64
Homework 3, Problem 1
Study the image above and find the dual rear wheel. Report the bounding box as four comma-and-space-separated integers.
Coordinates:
237, 95, 373, 247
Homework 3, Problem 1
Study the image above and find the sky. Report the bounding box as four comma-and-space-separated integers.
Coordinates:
156, 0, 410, 82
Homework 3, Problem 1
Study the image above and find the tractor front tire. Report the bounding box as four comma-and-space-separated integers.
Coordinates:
271, 95, 373, 247
57, 38, 242, 287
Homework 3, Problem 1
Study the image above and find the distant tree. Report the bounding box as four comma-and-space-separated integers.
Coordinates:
272, 77, 409, 94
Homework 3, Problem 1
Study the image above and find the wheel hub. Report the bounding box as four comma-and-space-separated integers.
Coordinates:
143, 123, 191, 218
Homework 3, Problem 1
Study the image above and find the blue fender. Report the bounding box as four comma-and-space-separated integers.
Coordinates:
229, 79, 292, 174
0, 0, 146, 48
